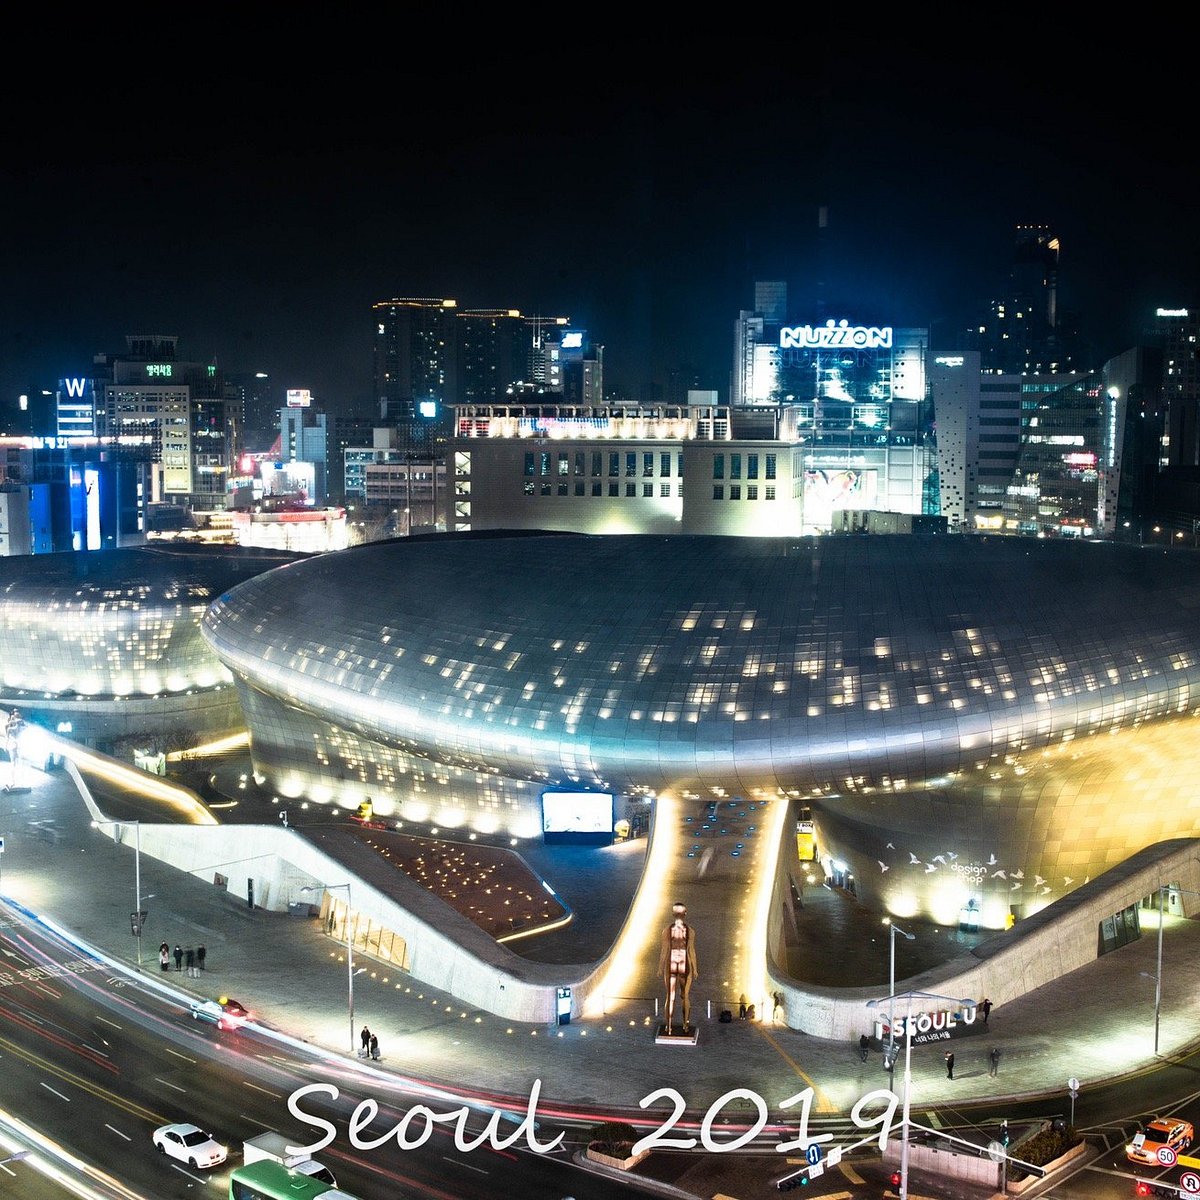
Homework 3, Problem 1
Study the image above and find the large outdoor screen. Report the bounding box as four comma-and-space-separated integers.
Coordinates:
541, 791, 615, 845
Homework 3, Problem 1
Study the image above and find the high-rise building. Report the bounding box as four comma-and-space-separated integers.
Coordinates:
971, 225, 1080, 374
1155, 307, 1200, 469
372, 297, 458, 436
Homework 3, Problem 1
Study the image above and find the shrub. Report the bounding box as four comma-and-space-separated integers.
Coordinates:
588, 1120, 639, 1156
1008, 1125, 1081, 1181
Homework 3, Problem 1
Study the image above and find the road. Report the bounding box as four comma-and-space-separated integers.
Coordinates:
0, 903, 644, 1200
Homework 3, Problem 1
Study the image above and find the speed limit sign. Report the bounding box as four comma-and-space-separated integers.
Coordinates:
1179, 1169, 1200, 1195
1159, 1146, 1179, 1166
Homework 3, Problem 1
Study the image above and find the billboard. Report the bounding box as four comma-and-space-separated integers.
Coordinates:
541, 790, 615, 845
286, 388, 312, 408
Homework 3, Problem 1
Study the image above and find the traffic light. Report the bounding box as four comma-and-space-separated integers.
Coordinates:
775, 1174, 809, 1191
1000, 1119, 1010, 1146
1136, 1183, 1152, 1196
890, 1170, 902, 1186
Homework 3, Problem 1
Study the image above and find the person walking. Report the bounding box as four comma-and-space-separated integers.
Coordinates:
360, 1025, 372, 1057
945, 1051, 955, 1079
981, 997, 993, 1024
159, 943, 170, 972
859, 1033, 870, 1063
988, 1047, 1001, 1076
369, 1033, 380, 1061
197, 945, 206, 971
173, 944, 183, 972
185, 947, 196, 977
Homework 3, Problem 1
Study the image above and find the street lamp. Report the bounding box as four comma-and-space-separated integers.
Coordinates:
301, 882, 357, 1055
882, 918, 915, 1074
1145, 883, 1200, 1056
867, 988, 974, 1200
0, 1150, 30, 1170
92, 820, 143, 968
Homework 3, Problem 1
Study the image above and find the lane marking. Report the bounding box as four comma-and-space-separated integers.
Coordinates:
170, 1163, 209, 1183
40, 1082, 71, 1102
840, 1160, 866, 1184
82, 1043, 110, 1058
105, 1124, 131, 1141
441, 1156, 489, 1174
96, 1016, 122, 1030
242, 1081, 283, 1099
164, 1047, 195, 1063
155, 1078, 187, 1093
753, 1025, 838, 1113
926, 1111, 943, 1128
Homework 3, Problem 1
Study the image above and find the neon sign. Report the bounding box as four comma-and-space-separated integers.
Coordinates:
1156, 308, 1189, 318
63, 378, 88, 397
934, 355, 964, 367
146, 364, 172, 378
780, 320, 893, 350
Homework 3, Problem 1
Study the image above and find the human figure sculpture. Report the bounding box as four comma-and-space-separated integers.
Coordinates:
659, 901, 698, 1033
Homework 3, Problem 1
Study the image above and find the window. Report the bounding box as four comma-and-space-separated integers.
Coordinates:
643, 452, 654, 477
748, 453, 759, 479
575, 451, 585, 475
748, 484, 758, 500
592, 451, 602, 476
558, 481, 568, 495
730, 484, 741, 500
660, 482, 671, 497
643, 482, 653, 497
609, 481, 619, 496
730, 454, 741, 480
713, 484, 724, 499
766, 453, 777, 480
626, 482, 636, 496
609, 452, 620, 477
592, 481, 602, 496
713, 454, 725, 480
541, 481, 551, 496
540, 451, 551, 476
574, 481, 584, 496
765, 485, 775, 500
558, 452, 569, 476
524, 452, 535, 477
626, 452, 637, 477
661, 452, 671, 476
524, 481, 534, 495
677, 453, 683, 478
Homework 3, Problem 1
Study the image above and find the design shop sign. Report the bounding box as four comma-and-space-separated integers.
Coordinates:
874, 1004, 981, 1046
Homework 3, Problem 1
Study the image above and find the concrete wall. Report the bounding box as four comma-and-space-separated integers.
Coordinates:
768, 825, 1200, 1040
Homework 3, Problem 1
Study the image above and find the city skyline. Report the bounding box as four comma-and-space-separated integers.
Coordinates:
3, 36, 1198, 414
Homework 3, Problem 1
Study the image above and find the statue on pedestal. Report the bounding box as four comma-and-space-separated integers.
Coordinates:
659, 901, 698, 1034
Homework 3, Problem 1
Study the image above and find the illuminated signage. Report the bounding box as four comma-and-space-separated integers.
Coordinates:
1063, 452, 1097, 467
63, 378, 88, 397
287, 388, 312, 408
418, 400, 438, 418
561, 331, 583, 349
146, 364, 172, 378
780, 320, 893, 350
1156, 308, 1190, 318
934, 355, 965, 367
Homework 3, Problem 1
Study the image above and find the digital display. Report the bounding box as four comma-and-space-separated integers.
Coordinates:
541, 791, 614, 845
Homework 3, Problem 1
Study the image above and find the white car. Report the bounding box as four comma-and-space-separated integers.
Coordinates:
152, 1122, 227, 1169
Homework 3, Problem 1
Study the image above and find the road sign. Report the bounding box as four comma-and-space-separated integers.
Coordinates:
805, 1143, 822, 1165
807, 1161, 824, 1179
987, 1140, 1006, 1163
826, 1145, 843, 1167
1159, 1146, 1179, 1167
1180, 1170, 1200, 1195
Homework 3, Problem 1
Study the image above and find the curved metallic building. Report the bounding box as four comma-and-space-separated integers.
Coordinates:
0, 544, 302, 744
201, 532, 1200, 926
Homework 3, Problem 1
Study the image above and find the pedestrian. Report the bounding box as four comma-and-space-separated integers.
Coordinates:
945, 1051, 955, 1079
197, 944, 206, 971
173, 944, 182, 971
185, 947, 196, 977
981, 997, 993, 1024
859, 1033, 870, 1063
159, 942, 170, 972
360, 1025, 372, 1057
989, 1047, 1001, 1076
369, 1033, 380, 1060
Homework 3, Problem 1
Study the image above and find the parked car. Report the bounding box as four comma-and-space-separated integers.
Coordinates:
152, 1122, 227, 1169
190, 995, 251, 1030
1127, 1116, 1194, 1164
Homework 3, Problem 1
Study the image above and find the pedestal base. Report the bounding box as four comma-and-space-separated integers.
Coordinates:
655, 1024, 700, 1046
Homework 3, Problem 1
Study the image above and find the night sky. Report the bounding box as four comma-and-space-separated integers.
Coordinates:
3, 32, 1196, 413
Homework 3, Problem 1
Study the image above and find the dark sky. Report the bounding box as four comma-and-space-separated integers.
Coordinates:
2, 30, 1197, 413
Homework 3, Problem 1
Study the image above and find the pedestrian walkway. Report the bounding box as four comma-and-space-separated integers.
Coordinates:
3, 754, 1199, 1141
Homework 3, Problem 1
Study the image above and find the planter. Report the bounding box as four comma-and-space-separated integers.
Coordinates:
585, 1144, 649, 1171
1006, 1138, 1089, 1194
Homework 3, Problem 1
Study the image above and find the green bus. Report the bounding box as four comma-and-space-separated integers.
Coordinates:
229, 1159, 361, 1200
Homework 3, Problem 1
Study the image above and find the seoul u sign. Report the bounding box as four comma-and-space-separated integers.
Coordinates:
779, 320, 893, 350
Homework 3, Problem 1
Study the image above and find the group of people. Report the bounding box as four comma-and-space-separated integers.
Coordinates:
359, 1025, 381, 1060
158, 942, 206, 977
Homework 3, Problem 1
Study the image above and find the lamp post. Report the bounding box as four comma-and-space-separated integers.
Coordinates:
92, 820, 142, 967
301, 882, 356, 1055
0, 1150, 30, 1170
882, 918, 915, 1075
1147, 883, 1200, 1056
867, 988, 974, 1200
